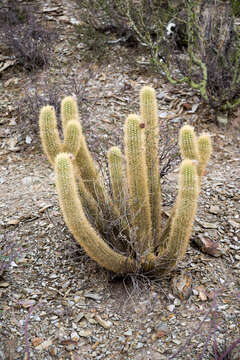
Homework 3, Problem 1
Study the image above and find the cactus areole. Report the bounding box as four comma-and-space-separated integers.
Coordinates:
39, 86, 212, 275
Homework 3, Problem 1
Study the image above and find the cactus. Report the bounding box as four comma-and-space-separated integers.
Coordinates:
39, 87, 212, 275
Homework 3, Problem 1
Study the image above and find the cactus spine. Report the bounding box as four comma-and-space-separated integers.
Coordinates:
39, 87, 212, 275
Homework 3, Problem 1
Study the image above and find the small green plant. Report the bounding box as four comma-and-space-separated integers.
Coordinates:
39, 86, 212, 275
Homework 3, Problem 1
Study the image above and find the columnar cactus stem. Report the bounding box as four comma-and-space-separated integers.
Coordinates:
39, 105, 62, 165
197, 134, 212, 179
107, 146, 125, 208
61, 96, 79, 137
140, 86, 162, 246
179, 124, 200, 161
63, 120, 82, 156
55, 153, 137, 273
124, 114, 152, 254
75, 135, 113, 210
167, 160, 199, 261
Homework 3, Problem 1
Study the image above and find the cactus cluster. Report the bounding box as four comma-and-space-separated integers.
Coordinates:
39, 87, 212, 275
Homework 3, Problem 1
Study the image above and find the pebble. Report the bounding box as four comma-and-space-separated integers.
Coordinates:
209, 205, 220, 214
78, 329, 92, 337
156, 323, 168, 333
66, 344, 75, 351
71, 331, 80, 341
124, 329, 133, 336
167, 304, 175, 312
95, 315, 112, 329
174, 298, 181, 306
74, 295, 81, 303
85, 292, 102, 301
172, 339, 181, 345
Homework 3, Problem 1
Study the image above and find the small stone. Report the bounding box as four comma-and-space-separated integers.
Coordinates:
66, 344, 75, 351
156, 323, 168, 332
95, 315, 112, 329
195, 286, 208, 301
124, 329, 133, 336
21, 299, 36, 308
172, 339, 181, 345
49, 345, 57, 356
25, 135, 32, 144
6, 218, 20, 226
167, 304, 175, 312
49, 274, 57, 279
71, 331, 80, 342
74, 295, 81, 303
10, 261, 18, 267
174, 298, 181, 306
194, 234, 224, 257
92, 340, 100, 350
31, 337, 43, 347
200, 222, 218, 229
35, 339, 52, 351
78, 329, 92, 337
154, 323, 168, 339
171, 273, 192, 300
209, 205, 220, 214
0, 281, 10, 288
84, 293, 102, 301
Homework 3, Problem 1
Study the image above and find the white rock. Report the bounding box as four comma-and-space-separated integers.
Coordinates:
167, 304, 175, 312
71, 331, 80, 342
